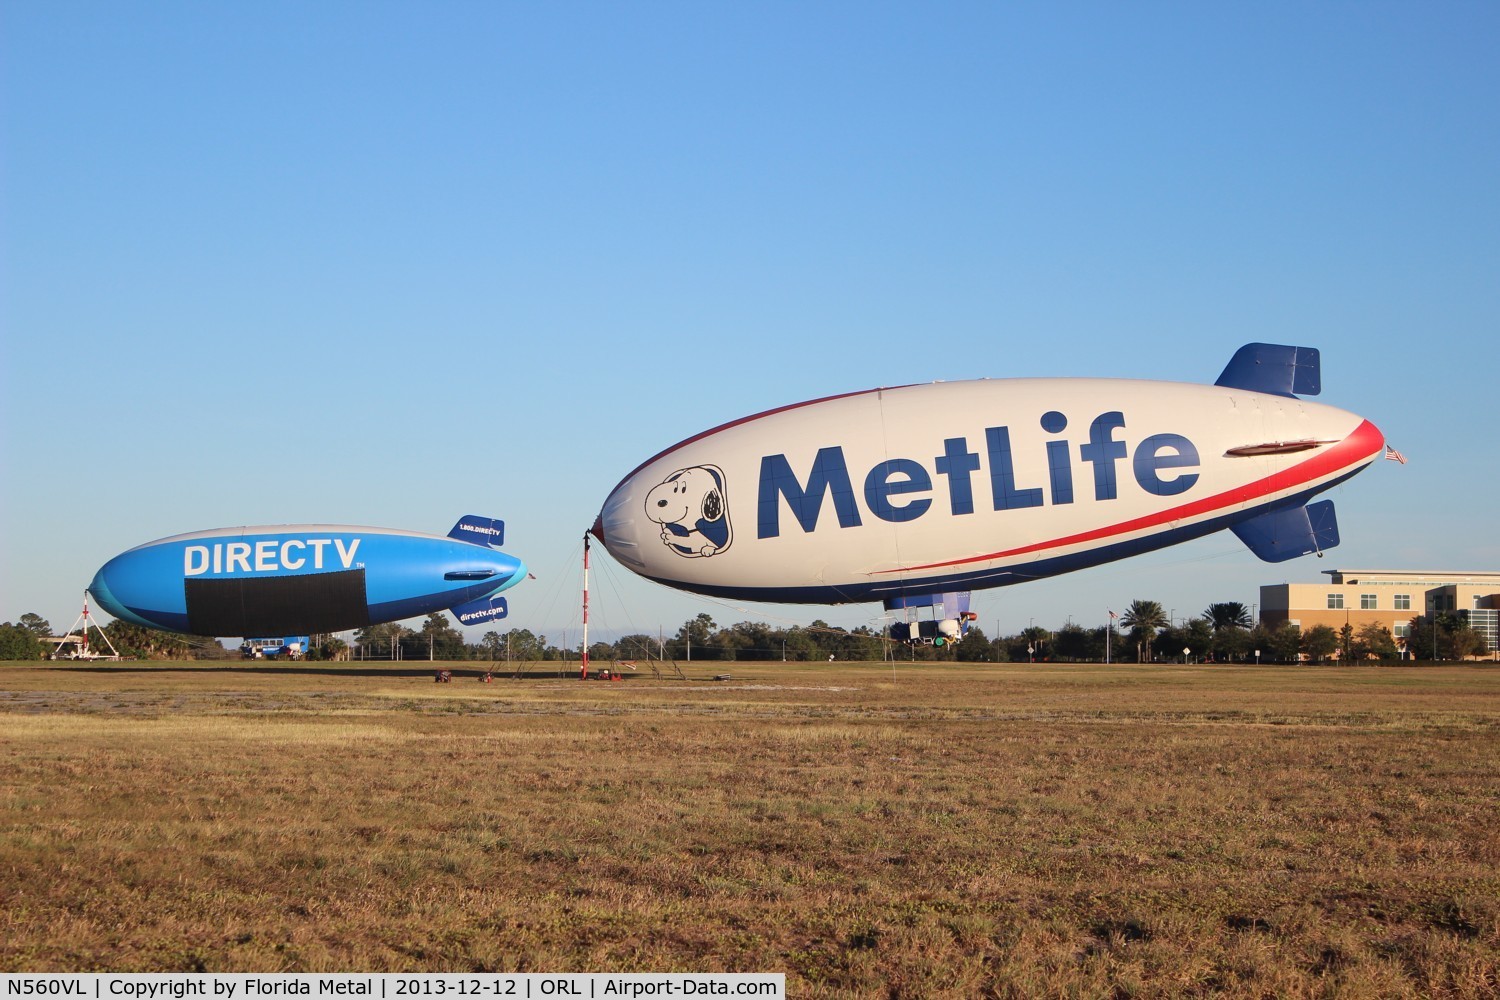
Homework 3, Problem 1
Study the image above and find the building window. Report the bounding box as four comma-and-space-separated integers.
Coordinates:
1394, 594, 1411, 610
1327, 593, 1344, 610
1361, 594, 1377, 610
1393, 623, 1410, 638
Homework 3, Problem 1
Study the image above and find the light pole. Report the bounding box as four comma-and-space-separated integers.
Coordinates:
1343, 607, 1350, 666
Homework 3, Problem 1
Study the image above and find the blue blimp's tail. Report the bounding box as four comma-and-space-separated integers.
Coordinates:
445, 515, 526, 626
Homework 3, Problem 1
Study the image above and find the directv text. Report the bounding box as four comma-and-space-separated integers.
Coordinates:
182, 538, 362, 576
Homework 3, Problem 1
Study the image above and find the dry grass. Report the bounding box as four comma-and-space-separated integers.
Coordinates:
2, 660, 1497, 997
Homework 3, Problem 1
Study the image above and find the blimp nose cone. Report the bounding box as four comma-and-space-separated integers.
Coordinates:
88, 567, 120, 618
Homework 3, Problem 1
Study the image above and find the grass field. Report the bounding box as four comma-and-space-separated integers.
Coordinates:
1, 659, 1497, 997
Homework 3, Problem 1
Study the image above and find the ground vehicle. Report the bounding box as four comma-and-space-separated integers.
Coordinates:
240, 636, 309, 660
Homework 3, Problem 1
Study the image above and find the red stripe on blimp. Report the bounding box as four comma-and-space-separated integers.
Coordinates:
879, 418, 1384, 575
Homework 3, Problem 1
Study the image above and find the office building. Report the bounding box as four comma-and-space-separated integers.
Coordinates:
1259, 569, 1500, 651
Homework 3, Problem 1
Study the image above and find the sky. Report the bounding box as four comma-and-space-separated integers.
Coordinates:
2, 2, 1496, 647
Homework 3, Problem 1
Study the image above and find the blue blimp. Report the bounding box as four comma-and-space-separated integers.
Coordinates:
89, 515, 527, 636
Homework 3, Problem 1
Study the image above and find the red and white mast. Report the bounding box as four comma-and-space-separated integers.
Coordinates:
579, 532, 591, 680
60, 592, 122, 660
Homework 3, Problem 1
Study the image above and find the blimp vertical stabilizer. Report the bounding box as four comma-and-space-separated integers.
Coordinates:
593, 344, 1386, 607
1214, 342, 1322, 397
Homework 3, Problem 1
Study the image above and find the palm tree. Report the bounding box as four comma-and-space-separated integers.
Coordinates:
1021, 625, 1050, 661
1203, 602, 1253, 631
1120, 599, 1169, 662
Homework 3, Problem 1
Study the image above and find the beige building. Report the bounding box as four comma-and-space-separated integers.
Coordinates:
1259, 570, 1500, 652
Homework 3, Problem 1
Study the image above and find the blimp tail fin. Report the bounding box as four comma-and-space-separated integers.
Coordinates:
1231, 499, 1340, 563
1215, 343, 1321, 397
449, 515, 506, 547
450, 595, 509, 626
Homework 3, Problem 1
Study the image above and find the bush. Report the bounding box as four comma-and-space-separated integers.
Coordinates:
0, 623, 45, 660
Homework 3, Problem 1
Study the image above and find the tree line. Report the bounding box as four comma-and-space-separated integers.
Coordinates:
0, 612, 238, 660
351, 601, 1491, 665
3, 597, 1489, 663
631, 602, 1485, 665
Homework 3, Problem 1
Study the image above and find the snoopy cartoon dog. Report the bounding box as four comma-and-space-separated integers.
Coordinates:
645, 465, 733, 558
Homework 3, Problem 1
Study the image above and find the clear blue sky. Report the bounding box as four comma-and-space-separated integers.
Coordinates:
3, 2, 1496, 645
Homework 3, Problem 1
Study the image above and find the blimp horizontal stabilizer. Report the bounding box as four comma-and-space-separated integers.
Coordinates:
1230, 499, 1340, 563
450, 595, 510, 627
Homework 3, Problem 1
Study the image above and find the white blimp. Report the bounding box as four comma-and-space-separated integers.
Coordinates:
592, 344, 1386, 640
